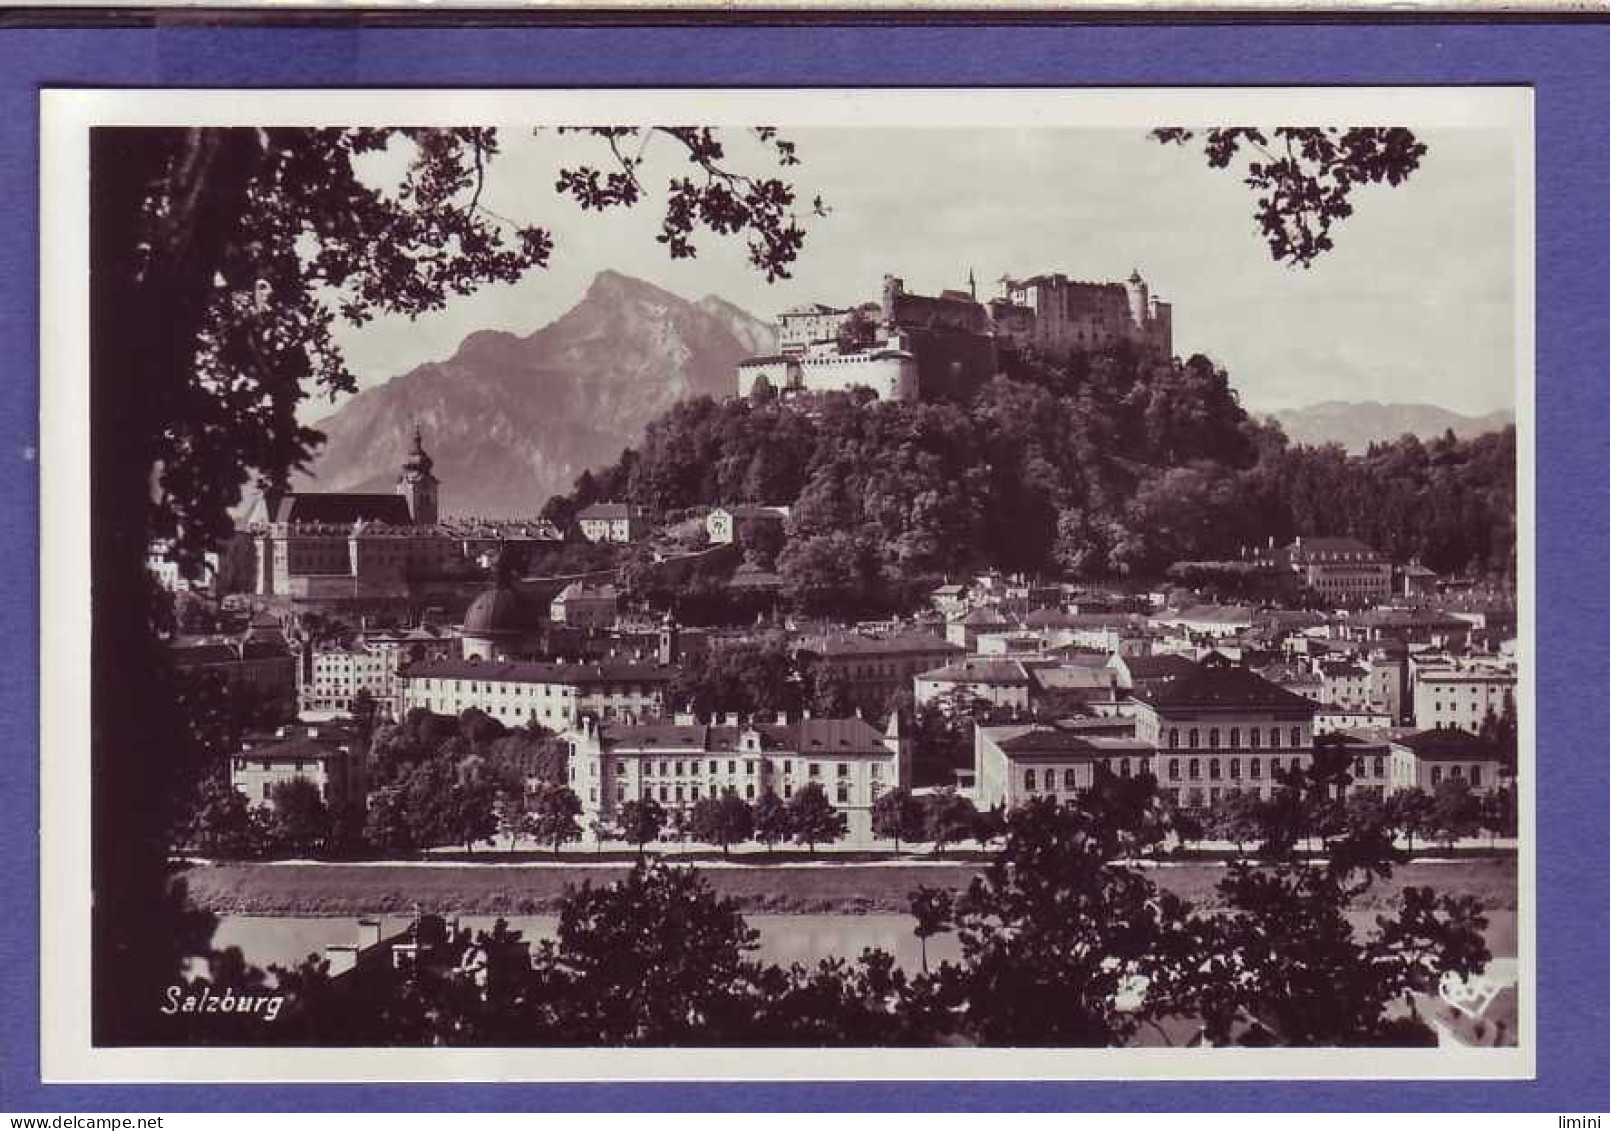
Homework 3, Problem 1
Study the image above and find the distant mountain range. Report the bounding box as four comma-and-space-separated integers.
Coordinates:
295, 270, 776, 517
1269, 400, 1514, 453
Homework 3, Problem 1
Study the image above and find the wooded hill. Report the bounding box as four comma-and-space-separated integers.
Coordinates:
542, 342, 1516, 608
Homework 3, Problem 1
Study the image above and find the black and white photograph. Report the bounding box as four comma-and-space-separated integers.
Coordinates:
39, 87, 1532, 1080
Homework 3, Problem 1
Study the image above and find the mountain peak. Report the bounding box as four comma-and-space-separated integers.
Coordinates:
585, 268, 679, 304
298, 274, 776, 517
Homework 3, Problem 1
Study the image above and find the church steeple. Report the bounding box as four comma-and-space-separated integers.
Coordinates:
397, 423, 440, 525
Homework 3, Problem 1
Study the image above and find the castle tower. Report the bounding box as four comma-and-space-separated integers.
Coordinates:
1125, 269, 1150, 329
880, 274, 905, 329
658, 609, 681, 666
397, 424, 440, 526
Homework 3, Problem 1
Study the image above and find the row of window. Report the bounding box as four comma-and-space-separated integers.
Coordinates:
615, 758, 868, 780
1165, 756, 1295, 783
1165, 726, 1304, 750
1429, 764, 1484, 787
619, 781, 854, 805
234, 758, 323, 773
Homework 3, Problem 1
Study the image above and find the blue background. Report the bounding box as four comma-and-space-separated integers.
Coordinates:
1, 18, 1603, 1113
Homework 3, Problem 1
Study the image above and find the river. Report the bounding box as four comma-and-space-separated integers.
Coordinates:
209, 909, 1516, 979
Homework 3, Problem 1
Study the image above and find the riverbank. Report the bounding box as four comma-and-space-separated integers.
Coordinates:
180, 855, 1517, 917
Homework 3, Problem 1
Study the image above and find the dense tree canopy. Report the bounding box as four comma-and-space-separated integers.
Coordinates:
552, 347, 1514, 606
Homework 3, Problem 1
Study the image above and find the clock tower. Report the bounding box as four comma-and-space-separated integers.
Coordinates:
397, 425, 440, 525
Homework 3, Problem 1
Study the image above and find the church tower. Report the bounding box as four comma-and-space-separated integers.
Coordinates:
397, 424, 440, 525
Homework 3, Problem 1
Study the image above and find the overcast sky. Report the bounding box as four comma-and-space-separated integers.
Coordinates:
319, 125, 1518, 422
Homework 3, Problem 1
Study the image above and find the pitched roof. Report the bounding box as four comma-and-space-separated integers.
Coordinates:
402, 658, 672, 685
1350, 609, 1471, 630
598, 717, 887, 756
713, 504, 789, 521
241, 736, 352, 762
1033, 666, 1118, 691
578, 502, 646, 521
1290, 537, 1382, 558
1119, 654, 1200, 680
273, 492, 413, 525
918, 658, 1033, 685
808, 632, 960, 658
997, 726, 1104, 757
1139, 656, 1317, 715
1392, 727, 1496, 760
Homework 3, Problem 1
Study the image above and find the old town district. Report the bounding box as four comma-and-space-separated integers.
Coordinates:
164, 451, 1518, 856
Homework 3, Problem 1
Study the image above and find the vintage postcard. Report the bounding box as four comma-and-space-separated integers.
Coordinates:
38, 86, 1533, 1082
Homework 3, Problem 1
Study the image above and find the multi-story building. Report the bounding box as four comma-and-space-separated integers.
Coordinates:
1282, 537, 1393, 604
796, 631, 963, 712
231, 722, 363, 812
549, 581, 620, 630
1151, 604, 1257, 640
1364, 645, 1411, 724
1389, 727, 1503, 794
737, 269, 1174, 404
251, 429, 466, 603
1132, 654, 1319, 808
1314, 704, 1396, 735
1322, 731, 1395, 798
945, 606, 1017, 651
992, 269, 1173, 360
1339, 608, 1473, 649
1107, 652, 1199, 701
1412, 662, 1517, 731
566, 713, 911, 841
914, 657, 1036, 716
171, 618, 297, 716
400, 657, 673, 730
973, 723, 1154, 811
297, 643, 396, 718
1318, 659, 1373, 708
577, 502, 650, 544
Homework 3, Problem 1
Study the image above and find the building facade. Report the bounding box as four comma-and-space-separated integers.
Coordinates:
1283, 537, 1393, 604
796, 631, 963, 712
231, 723, 363, 812
567, 714, 911, 841
973, 724, 1154, 811
1131, 655, 1318, 808
577, 503, 650, 544
1389, 728, 1503, 794
400, 657, 672, 729
549, 581, 620, 630
1412, 663, 1517, 731
914, 658, 1036, 715
297, 643, 396, 718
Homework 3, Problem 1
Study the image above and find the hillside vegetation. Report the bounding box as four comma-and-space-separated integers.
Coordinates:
542, 343, 1516, 609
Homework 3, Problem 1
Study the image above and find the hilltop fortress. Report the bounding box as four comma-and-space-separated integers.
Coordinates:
737, 269, 1173, 403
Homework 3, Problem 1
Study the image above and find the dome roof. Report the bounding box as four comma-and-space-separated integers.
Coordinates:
462, 586, 523, 637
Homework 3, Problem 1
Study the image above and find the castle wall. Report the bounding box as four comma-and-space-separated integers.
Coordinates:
737, 357, 798, 398
1002, 276, 1172, 360
899, 328, 998, 402
797, 351, 918, 402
